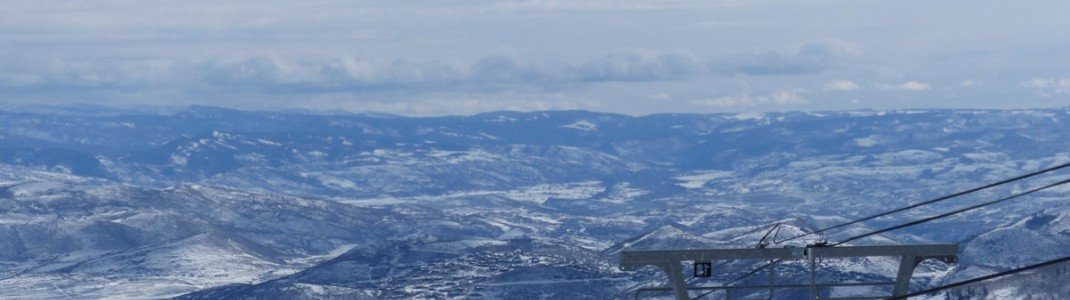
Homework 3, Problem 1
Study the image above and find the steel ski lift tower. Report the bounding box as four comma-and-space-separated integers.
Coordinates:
618, 162, 1070, 299
621, 244, 958, 300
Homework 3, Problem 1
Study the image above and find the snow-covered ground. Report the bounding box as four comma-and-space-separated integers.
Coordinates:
2, 107, 1069, 299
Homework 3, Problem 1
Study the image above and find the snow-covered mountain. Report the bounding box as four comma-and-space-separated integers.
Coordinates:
1, 106, 1069, 299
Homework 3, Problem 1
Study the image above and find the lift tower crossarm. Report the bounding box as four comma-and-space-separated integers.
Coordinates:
621, 244, 957, 300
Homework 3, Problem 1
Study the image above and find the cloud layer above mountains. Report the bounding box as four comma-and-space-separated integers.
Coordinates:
2, 0, 1070, 115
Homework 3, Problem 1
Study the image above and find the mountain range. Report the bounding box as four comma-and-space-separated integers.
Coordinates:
1, 105, 1068, 299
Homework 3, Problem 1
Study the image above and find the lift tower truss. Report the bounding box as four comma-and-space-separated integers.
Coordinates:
621, 244, 958, 300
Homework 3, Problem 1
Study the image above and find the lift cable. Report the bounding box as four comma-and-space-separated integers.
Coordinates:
645, 162, 1070, 299
693, 170, 1070, 299
883, 255, 1070, 300
778, 161, 1070, 244
755, 223, 781, 248
833, 176, 1070, 246
691, 248, 1070, 300
714, 175, 1070, 294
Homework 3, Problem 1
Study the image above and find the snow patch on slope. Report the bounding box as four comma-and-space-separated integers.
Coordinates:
675, 170, 733, 189
562, 120, 597, 132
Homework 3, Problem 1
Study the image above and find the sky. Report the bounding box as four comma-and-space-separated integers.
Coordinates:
2, 0, 1070, 116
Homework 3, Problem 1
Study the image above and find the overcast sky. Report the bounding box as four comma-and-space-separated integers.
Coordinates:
2, 0, 1069, 115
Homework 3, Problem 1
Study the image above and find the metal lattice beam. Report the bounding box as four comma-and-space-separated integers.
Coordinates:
621, 244, 957, 300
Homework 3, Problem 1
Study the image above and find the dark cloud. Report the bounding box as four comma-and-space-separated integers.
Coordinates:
711, 40, 857, 76
190, 53, 712, 94
573, 53, 705, 82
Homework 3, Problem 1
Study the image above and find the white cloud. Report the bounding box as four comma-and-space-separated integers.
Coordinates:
1021, 78, 1070, 97
897, 81, 931, 91
691, 90, 807, 107
768, 91, 807, 104
824, 79, 860, 91
960, 80, 979, 87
